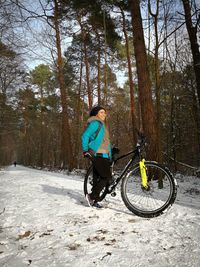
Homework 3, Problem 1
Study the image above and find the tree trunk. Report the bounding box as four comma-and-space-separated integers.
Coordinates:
78, 15, 93, 109
182, 0, 200, 106
83, 33, 93, 109
54, 0, 74, 171
170, 90, 177, 172
191, 84, 200, 163
93, 29, 101, 105
129, 0, 158, 161
39, 86, 44, 167
97, 38, 101, 105
103, 11, 108, 106
74, 55, 83, 167
148, 0, 162, 163
120, 6, 137, 145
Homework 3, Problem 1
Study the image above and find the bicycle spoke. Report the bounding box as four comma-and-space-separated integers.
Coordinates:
121, 162, 177, 217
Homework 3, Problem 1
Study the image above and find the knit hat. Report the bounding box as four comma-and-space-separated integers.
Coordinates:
89, 106, 106, 117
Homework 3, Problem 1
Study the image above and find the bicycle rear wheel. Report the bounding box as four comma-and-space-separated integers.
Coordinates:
121, 161, 177, 218
84, 165, 108, 202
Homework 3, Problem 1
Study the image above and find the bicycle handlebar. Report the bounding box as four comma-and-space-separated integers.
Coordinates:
136, 130, 147, 148
113, 131, 148, 163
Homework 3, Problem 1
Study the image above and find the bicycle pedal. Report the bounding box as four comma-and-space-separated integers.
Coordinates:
111, 192, 116, 197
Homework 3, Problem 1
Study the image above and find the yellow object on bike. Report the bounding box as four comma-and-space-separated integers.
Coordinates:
139, 159, 148, 189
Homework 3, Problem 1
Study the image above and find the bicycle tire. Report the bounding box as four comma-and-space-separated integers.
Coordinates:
121, 161, 177, 218
83, 165, 108, 202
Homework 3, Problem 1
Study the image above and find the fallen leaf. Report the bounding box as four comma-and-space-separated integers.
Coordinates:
18, 231, 31, 239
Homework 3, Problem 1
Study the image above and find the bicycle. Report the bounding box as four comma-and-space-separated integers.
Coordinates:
84, 133, 177, 218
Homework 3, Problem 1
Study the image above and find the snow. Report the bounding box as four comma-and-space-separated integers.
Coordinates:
0, 165, 200, 267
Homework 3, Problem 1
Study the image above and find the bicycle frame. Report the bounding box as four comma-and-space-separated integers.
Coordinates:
108, 146, 141, 193
84, 131, 177, 217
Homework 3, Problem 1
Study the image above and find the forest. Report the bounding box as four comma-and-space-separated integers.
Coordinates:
0, 0, 199, 173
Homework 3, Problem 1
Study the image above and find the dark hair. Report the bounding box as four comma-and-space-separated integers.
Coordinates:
89, 106, 106, 117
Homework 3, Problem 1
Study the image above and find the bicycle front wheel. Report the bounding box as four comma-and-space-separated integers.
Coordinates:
121, 161, 177, 218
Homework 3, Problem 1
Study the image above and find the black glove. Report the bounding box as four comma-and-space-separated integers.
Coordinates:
83, 151, 93, 160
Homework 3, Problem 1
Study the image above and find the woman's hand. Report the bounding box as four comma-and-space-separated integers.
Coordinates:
83, 151, 94, 160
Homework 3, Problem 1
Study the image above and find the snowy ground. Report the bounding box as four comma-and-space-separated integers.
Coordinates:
0, 165, 200, 267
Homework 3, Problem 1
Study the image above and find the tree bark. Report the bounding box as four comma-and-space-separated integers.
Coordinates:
74, 55, 83, 167
103, 11, 108, 106
182, 0, 200, 106
93, 29, 101, 105
39, 86, 44, 167
120, 6, 137, 145
78, 15, 93, 109
129, 0, 158, 161
148, 0, 162, 163
54, 0, 74, 170
83, 32, 93, 109
97, 36, 101, 105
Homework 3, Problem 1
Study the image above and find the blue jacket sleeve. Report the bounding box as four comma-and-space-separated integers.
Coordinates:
81, 121, 99, 152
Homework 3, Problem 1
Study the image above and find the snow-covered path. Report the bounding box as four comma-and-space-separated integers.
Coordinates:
0, 165, 200, 267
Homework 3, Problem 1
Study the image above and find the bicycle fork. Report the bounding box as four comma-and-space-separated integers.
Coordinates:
139, 159, 149, 190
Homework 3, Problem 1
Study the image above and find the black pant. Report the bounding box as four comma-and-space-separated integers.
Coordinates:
90, 157, 112, 201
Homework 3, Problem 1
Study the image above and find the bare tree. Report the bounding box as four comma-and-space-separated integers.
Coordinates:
53, 0, 74, 170
129, 0, 158, 161
119, 4, 138, 145
10, 0, 75, 170
77, 13, 93, 109
182, 0, 200, 105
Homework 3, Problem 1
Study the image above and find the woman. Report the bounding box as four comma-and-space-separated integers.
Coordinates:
81, 106, 113, 208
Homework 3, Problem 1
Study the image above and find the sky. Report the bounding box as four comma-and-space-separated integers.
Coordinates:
14, 0, 129, 86
0, 165, 200, 266
4, 0, 198, 88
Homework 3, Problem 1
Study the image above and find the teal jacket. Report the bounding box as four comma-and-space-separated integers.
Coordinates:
81, 118, 111, 158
